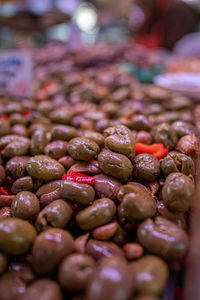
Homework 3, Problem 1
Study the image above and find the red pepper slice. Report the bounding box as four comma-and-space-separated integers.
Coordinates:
1, 115, 8, 121
135, 143, 168, 160
62, 172, 95, 184
0, 187, 11, 196
22, 109, 31, 117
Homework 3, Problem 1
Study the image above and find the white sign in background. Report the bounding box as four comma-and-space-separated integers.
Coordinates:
0, 51, 33, 97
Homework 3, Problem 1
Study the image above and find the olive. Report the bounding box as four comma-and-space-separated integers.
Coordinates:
84, 256, 134, 300
0, 218, 36, 255
81, 130, 105, 147
51, 125, 78, 141
130, 255, 168, 296
118, 183, 156, 220
85, 239, 125, 260
133, 154, 160, 181
0, 135, 30, 158
104, 125, 135, 156
36, 199, 73, 231
30, 128, 49, 155
162, 172, 194, 212
69, 160, 101, 175
0, 120, 10, 137
76, 198, 116, 230
44, 140, 68, 159
93, 173, 122, 201
176, 134, 199, 157
138, 217, 189, 259
153, 123, 177, 150
98, 149, 133, 181
58, 156, 77, 169
58, 253, 95, 292
0, 207, 12, 220
68, 137, 100, 161
11, 191, 40, 220
50, 107, 72, 124
161, 151, 195, 177
0, 271, 26, 300
20, 279, 63, 300
60, 180, 95, 205
32, 228, 74, 275
9, 261, 36, 284
11, 124, 28, 136
6, 156, 29, 179
0, 165, 5, 185
130, 115, 151, 131
11, 176, 33, 194
136, 131, 152, 145
27, 155, 65, 181
172, 121, 198, 138
157, 201, 186, 229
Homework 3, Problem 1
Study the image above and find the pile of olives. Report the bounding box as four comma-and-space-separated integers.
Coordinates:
0, 44, 199, 300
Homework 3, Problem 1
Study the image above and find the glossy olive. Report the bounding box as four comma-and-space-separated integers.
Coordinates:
58, 253, 95, 292
162, 172, 194, 212
0, 271, 26, 300
104, 125, 135, 156
44, 140, 68, 159
76, 198, 116, 230
84, 256, 134, 300
68, 137, 100, 161
27, 155, 65, 181
176, 134, 199, 157
11, 176, 33, 194
6, 156, 29, 179
11, 191, 40, 220
30, 128, 49, 155
51, 124, 78, 141
161, 151, 195, 177
153, 123, 177, 150
172, 121, 198, 138
98, 149, 133, 181
32, 228, 74, 275
133, 154, 160, 181
36, 199, 72, 231
138, 217, 189, 260
0, 218, 36, 255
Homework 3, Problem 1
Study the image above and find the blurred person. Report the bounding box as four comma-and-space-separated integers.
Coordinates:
134, 0, 199, 49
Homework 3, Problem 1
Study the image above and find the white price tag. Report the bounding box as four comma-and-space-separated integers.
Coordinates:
0, 51, 33, 97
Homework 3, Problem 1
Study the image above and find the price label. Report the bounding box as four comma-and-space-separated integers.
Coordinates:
0, 51, 33, 97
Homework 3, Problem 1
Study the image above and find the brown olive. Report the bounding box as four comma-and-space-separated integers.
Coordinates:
6, 156, 29, 179
98, 148, 133, 181
11, 191, 40, 220
68, 137, 100, 161
130, 115, 151, 131
58, 253, 95, 292
27, 155, 65, 181
172, 121, 198, 138
162, 172, 194, 212
36, 180, 62, 207
69, 160, 101, 175
176, 134, 199, 157
32, 228, 74, 275
30, 128, 49, 155
76, 198, 116, 230
0, 207, 12, 220
20, 279, 63, 300
51, 124, 78, 141
130, 255, 168, 296
44, 140, 68, 159
0, 218, 36, 255
11, 176, 33, 194
161, 151, 195, 177
84, 256, 134, 300
11, 124, 28, 136
93, 173, 122, 201
0, 271, 26, 300
136, 131, 152, 145
60, 180, 95, 205
36, 199, 72, 231
118, 183, 156, 220
153, 123, 177, 150
138, 217, 189, 260
104, 125, 135, 156
133, 154, 160, 181
85, 239, 125, 260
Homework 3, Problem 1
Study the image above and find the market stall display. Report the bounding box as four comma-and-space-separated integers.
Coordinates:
0, 42, 199, 300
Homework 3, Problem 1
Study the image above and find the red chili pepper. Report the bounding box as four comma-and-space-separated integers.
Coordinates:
135, 143, 168, 160
62, 172, 95, 184
0, 187, 11, 196
42, 81, 54, 91
1, 115, 8, 121
22, 109, 31, 117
